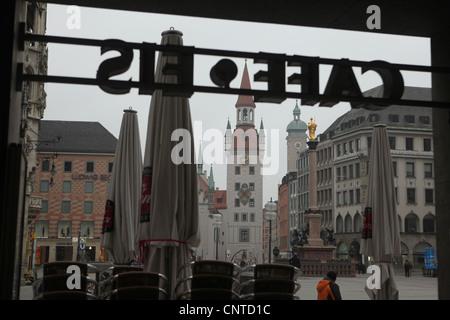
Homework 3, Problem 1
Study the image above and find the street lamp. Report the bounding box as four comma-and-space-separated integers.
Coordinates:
264, 198, 277, 263
212, 213, 222, 260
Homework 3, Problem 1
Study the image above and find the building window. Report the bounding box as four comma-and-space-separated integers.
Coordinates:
249, 167, 255, 175
235, 166, 240, 175
349, 164, 354, 179
86, 161, 94, 173
58, 221, 71, 238
84, 201, 93, 214
62, 181, 72, 193
250, 212, 255, 222
407, 188, 416, 204
405, 214, 418, 233
405, 137, 414, 151
35, 220, 49, 238
356, 139, 361, 151
336, 167, 341, 181
349, 140, 354, 153
81, 221, 94, 239
242, 213, 248, 222
249, 199, 255, 207
249, 183, 255, 191
349, 190, 354, 204
41, 159, 50, 172
62, 200, 71, 214
41, 200, 48, 213
392, 161, 397, 177
235, 183, 240, 191
425, 189, 434, 204
336, 192, 342, 206
406, 162, 415, 177
389, 136, 396, 150
40, 180, 49, 193
355, 163, 360, 178
235, 199, 240, 207
405, 115, 415, 123
423, 138, 432, 152
108, 162, 114, 173
64, 161, 72, 172
85, 181, 94, 193
239, 228, 249, 242
337, 144, 341, 157
423, 214, 436, 233
356, 189, 361, 204
234, 213, 239, 222
389, 114, 399, 122
419, 116, 430, 124
424, 163, 433, 178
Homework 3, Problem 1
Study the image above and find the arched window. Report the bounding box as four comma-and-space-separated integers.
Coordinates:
237, 109, 241, 121
243, 108, 248, 121
423, 214, 436, 233
249, 109, 253, 121
353, 211, 362, 233
344, 213, 352, 233
405, 213, 419, 233
336, 214, 343, 233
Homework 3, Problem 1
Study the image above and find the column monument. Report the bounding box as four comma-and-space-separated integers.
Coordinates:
298, 118, 335, 262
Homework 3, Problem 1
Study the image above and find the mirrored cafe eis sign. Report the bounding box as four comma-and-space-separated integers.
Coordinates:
18, 24, 450, 109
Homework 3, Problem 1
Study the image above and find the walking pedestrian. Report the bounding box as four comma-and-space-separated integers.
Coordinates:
316, 271, 342, 300
404, 260, 412, 277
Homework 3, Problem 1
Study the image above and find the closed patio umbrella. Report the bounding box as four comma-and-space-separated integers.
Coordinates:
138, 29, 200, 299
101, 108, 143, 265
360, 124, 401, 300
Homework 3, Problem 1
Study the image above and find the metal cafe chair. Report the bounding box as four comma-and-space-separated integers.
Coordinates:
105, 286, 168, 300
98, 265, 143, 297
33, 261, 98, 299
33, 273, 99, 300
38, 291, 98, 300
102, 271, 168, 300
237, 264, 301, 300
175, 260, 241, 300
177, 288, 240, 300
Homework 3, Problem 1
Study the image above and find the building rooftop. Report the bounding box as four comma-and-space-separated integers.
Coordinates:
319, 86, 432, 141
37, 120, 118, 154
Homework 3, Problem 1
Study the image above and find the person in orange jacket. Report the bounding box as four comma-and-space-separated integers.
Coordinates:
316, 271, 342, 300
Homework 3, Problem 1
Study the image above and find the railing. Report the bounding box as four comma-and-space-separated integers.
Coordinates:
300, 259, 356, 277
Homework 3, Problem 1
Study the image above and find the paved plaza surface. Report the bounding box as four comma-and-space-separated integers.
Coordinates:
18, 271, 438, 300
295, 272, 438, 300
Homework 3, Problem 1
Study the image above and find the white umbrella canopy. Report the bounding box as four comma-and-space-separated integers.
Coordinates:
138, 29, 200, 299
360, 124, 401, 300
101, 108, 143, 265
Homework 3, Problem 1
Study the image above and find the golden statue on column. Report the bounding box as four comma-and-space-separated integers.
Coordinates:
308, 117, 317, 140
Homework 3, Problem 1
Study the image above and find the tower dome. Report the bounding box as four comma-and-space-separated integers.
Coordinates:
286, 101, 308, 136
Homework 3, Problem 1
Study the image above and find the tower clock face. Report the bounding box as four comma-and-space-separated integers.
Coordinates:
294, 142, 303, 150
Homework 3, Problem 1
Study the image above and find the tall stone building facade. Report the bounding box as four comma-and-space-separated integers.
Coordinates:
223, 62, 265, 265
317, 86, 436, 269
31, 121, 117, 264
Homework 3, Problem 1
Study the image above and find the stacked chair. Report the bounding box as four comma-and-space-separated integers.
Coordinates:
175, 260, 241, 300
100, 265, 168, 300
33, 261, 98, 300
238, 263, 300, 300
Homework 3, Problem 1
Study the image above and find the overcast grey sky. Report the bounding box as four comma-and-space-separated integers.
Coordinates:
43, 4, 431, 205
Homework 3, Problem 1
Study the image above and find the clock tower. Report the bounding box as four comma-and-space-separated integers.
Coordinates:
223, 61, 264, 264
286, 101, 308, 172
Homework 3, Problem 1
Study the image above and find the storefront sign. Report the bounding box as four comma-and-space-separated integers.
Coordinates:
19, 26, 450, 109
71, 174, 110, 181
